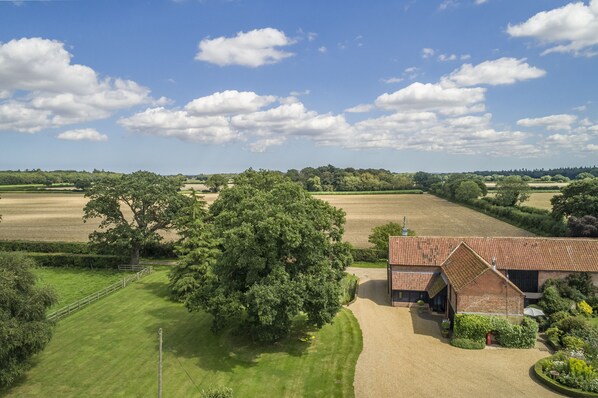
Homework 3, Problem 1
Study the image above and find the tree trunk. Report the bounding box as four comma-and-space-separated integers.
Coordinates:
131, 245, 140, 265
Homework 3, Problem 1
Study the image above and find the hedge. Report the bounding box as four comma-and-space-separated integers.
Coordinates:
453, 314, 537, 349
340, 273, 359, 305
534, 360, 598, 398
0, 239, 177, 259
350, 247, 386, 262
450, 338, 485, 350
24, 253, 128, 269
0, 240, 90, 254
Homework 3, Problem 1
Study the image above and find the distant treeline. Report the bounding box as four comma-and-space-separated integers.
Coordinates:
281, 165, 415, 192
473, 166, 598, 180
0, 169, 121, 186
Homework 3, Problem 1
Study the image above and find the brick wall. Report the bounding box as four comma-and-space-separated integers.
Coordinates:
538, 271, 598, 289
457, 270, 524, 316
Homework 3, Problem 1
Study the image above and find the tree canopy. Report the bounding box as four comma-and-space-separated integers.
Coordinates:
83, 171, 192, 265
0, 252, 56, 388
552, 178, 598, 219
368, 221, 415, 254
173, 169, 352, 341
494, 175, 531, 206
205, 174, 228, 192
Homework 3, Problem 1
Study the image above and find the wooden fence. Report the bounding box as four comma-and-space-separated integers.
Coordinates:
47, 266, 153, 322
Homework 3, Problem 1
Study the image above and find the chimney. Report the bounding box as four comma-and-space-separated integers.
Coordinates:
402, 216, 408, 236
492, 256, 497, 271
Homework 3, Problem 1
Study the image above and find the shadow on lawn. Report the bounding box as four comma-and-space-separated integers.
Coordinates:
141, 282, 312, 373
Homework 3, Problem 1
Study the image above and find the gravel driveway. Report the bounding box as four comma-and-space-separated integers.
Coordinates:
347, 267, 563, 398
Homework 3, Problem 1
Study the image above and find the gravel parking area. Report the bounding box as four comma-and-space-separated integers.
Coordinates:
347, 267, 563, 398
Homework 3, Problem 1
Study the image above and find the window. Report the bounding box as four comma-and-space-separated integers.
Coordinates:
393, 290, 429, 303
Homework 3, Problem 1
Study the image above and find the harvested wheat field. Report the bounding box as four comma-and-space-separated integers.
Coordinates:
0, 192, 532, 245
526, 192, 560, 211
320, 193, 533, 247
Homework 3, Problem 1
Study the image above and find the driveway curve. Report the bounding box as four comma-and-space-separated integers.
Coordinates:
347, 267, 562, 398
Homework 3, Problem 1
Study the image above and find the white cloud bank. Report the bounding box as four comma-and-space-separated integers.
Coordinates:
57, 128, 108, 142
195, 28, 295, 67
0, 37, 155, 133
517, 114, 578, 131
442, 58, 546, 87
508, 0, 598, 56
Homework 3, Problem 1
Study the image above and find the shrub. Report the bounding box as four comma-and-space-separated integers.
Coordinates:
453, 314, 492, 341
492, 317, 538, 348
579, 301, 594, 317
450, 338, 485, 350
201, 387, 233, 398
547, 327, 563, 349
540, 286, 575, 315
564, 336, 587, 352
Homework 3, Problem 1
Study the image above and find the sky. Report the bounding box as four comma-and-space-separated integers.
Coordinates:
0, 0, 597, 174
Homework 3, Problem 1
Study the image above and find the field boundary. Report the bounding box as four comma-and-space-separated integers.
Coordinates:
47, 266, 153, 322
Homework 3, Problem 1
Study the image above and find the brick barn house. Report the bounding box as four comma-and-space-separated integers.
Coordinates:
387, 237, 598, 319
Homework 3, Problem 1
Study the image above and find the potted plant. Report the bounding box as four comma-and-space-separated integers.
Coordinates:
441, 319, 450, 338
416, 299, 426, 313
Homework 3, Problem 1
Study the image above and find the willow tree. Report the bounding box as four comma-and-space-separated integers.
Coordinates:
83, 171, 191, 265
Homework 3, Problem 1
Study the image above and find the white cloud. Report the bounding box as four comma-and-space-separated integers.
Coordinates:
507, 0, 598, 56
404, 66, 420, 79
0, 37, 152, 133
475, 0, 488, 4
307, 32, 317, 42
318, 46, 327, 53
517, 114, 578, 131
460, 54, 471, 60
442, 57, 546, 87
573, 105, 587, 112
344, 104, 373, 113
184, 90, 276, 116
439, 0, 458, 11
380, 77, 404, 84
195, 28, 295, 67
119, 107, 238, 144
587, 144, 598, 151
421, 48, 435, 58
438, 53, 457, 62
57, 128, 108, 142
375, 82, 486, 116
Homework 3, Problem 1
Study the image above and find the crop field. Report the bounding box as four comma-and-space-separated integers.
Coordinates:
34, 267, 126, 309
2, 269, 361, 397
0, 192, 533, 247
525, 192, 559, 211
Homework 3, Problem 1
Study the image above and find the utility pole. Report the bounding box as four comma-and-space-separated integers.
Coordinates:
158, 328, 163, 398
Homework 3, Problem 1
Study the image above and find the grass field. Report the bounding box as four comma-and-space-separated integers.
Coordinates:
486, 192, 560, 211
0, 192, 533, 247
34, 267, 126, 309
2, 269, 362, 397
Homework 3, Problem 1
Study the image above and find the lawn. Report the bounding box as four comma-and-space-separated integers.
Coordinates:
34, 267, 126, 309
3, 269, 362, 397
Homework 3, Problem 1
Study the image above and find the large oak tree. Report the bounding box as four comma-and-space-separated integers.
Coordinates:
173, 170, 352, 341
83, 171, 192, 265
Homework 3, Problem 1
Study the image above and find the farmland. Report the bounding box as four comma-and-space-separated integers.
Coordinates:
486, 192, 559, 211
0, 192, 533, 247
2, 269, 361, 398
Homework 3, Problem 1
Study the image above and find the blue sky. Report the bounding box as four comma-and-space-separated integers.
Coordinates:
0, 0, 597, 174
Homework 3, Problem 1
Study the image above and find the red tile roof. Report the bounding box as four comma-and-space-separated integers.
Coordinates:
389, 237, 598, 272
392, 270, 435, 291
441, 242, 523, 294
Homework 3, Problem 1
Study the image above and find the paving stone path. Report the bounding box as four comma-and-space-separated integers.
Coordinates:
347, 267, 563, 398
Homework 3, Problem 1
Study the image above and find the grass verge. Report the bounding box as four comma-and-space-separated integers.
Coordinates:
3, 269, 362, 397
351, 261, 386, 268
